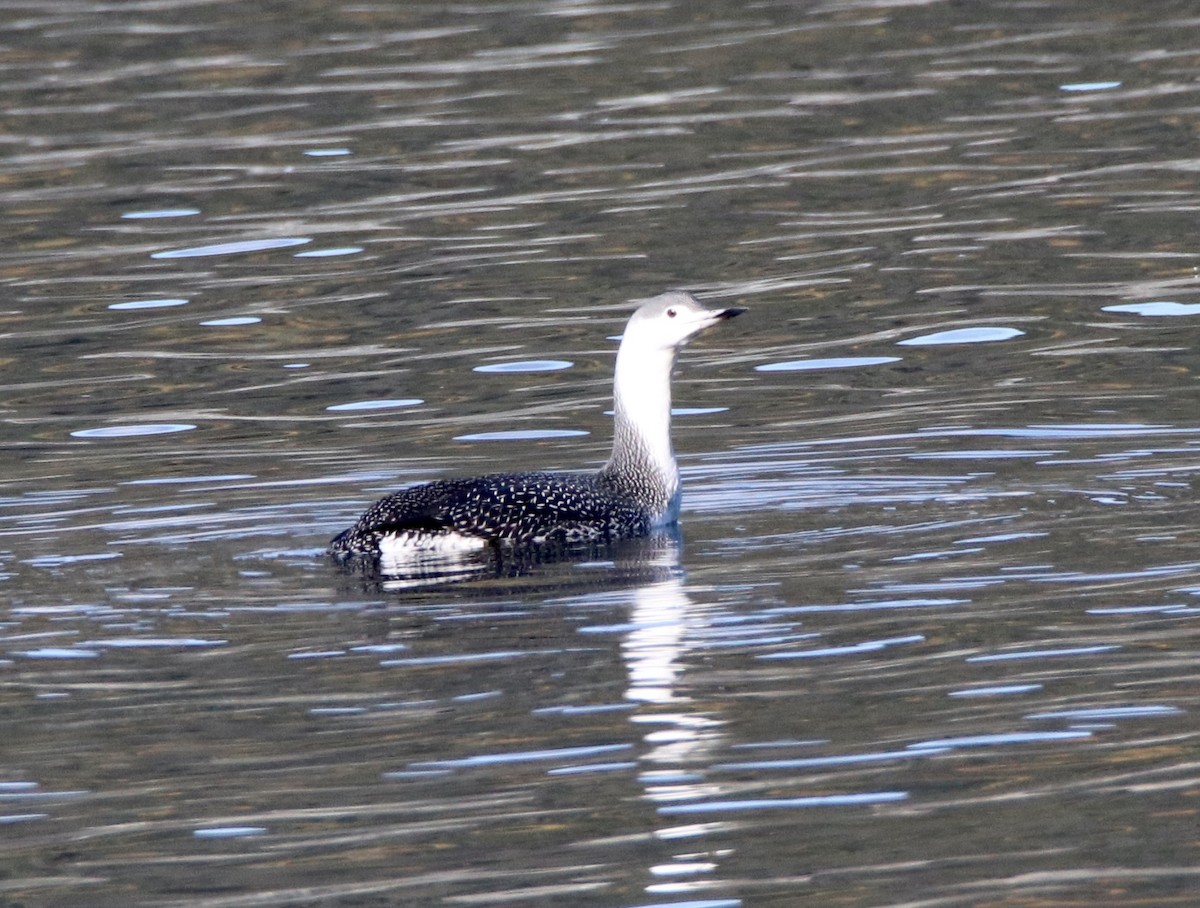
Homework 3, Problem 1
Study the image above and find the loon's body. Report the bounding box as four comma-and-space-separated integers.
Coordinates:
329, 291, 744, 560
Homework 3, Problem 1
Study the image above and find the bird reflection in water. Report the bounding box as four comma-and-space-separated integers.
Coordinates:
623, 567, 736, 903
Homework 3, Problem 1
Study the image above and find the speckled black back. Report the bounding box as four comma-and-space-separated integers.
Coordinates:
328, 470, 656, 555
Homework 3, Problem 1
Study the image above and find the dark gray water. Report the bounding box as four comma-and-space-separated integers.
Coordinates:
2, 1, 1199, 905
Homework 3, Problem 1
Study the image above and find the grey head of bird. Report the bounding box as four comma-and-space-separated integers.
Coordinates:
620, 291, 747, 355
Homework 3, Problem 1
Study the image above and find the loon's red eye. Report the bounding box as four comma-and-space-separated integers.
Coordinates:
666, 308, 677, 318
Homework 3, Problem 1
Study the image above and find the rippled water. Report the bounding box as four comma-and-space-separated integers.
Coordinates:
3, 1, 1200, 905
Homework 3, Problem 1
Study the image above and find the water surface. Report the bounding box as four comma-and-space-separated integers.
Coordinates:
2, 1, 1199, 906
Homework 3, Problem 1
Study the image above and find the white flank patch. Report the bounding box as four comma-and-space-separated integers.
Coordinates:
377, 531, 492, 583
378, 531, 489, 559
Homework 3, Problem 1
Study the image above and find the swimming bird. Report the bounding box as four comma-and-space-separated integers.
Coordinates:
329, 291, 745, 562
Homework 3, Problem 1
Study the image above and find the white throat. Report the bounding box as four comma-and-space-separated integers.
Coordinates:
605, 342, 681, 521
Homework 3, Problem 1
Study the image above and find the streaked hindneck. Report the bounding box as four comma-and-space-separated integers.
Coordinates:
602, 344, 680, 521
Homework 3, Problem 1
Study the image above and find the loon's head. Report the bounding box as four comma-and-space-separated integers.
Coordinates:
622, 291, 746, 354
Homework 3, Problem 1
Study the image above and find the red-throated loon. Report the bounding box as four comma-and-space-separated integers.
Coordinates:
329, 291, 745, 560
